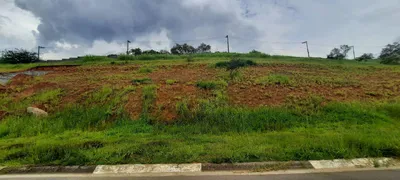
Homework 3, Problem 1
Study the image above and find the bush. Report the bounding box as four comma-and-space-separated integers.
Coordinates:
138, 67, 153, 73
380, 54, 400, 65
356, 53, 374, 62
196, 80, 227, 90
215, 59, 256, 68
1, 49, 39, 64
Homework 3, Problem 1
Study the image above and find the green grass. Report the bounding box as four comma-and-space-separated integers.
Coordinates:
1, 53, 400, 166
0, 100, 399, 166
165, 79, 177, 85
256, 74, 291, 85
138, 67, 153, 73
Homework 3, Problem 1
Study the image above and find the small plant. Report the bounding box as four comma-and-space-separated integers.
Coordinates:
110, 61, 116, 65
132, 78, 152, 85
216, 58, 256, 80
138, 67, 153, 73
165, 79, 177, 85
196, 80, 227, 90
256, 74, 291, 85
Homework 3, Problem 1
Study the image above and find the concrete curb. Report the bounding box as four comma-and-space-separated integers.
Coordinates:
93, 163, 202, 174
0, 158, 399, 175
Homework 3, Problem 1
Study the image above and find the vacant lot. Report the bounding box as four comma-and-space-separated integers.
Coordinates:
0, 55, 399, 166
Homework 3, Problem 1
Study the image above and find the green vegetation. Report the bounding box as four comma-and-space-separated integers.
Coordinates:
165, 79, 177, 85
132, 78, 152, 85
138, 67, 153, 73
0, 51, 399, 167
256, 74, 291, 85
196, 80, 227, 90
0, 98, 399, 165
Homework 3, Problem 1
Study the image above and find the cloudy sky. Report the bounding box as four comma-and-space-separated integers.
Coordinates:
1, 0, 399, 60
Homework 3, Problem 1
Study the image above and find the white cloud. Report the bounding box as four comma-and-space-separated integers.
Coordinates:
1, 0, 400, 59
0, 0, 39, 51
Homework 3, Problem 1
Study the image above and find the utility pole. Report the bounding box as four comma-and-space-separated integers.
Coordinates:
351, 46, 356, 59
37, 46, 45, 60
302, 41, 310, 58
126, 40, 131, 55
225, 35, 230, 53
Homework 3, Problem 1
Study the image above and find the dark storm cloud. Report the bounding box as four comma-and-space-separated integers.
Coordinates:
14, 0, 260, 49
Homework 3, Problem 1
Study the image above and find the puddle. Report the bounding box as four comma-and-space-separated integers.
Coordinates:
0, 71, 49, 85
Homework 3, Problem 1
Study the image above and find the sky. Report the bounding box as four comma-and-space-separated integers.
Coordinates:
0, 0, 399, 60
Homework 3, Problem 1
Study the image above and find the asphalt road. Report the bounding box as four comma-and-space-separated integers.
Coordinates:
1, 170, 400, 180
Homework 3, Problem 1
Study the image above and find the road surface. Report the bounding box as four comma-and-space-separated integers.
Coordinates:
1, 169, 399, 180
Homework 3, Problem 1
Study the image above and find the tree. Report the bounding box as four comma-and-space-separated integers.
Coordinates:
170, 43, 196, 54
223, 58, 257, 80
379, 42, 400, 64
0, 49, 39, 64
380, 54, 400, 65
142, 49, 159, 54
327, 45, 351, 60
356, 53, 374, 62
379, 42, 400, 59
131, 48, 142, 56
196, 43, 211, 53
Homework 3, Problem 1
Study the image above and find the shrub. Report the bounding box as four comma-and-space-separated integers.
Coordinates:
138, 67, 153, 73
215, 59, 256, 68
216, 59, 256, 80
380, 54, 400, 65
356, 53, 374, 62
1, 49, 39, 64
196, 80, 227, 90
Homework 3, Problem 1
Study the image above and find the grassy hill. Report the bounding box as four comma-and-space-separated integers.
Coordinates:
0, 54, 399, 166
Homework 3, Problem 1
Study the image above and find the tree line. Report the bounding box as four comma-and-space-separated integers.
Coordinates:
327, 42, 400, 64
1, 42, 400, 64
129, 43, 211, 56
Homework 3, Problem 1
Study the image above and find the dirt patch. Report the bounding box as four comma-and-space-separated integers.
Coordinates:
17, 82, 59, 100
149, 64, 220, 83
0, 84, 7, 93
155, 84, 204, 121
8, 74, 33, 88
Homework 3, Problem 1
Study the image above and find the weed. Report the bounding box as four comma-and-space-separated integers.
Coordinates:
165, 79, 177, 85
132, 78, 152, 85
138, 67, 153, 73
142, 85, 157, 117
196, 80, 227, 90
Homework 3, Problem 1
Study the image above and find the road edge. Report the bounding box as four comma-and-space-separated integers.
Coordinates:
0, 157, 399, 175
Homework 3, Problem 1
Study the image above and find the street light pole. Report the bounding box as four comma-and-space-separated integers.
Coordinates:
351, 46, 356, 59
37, 46, 45, 60
302, 41, 310, 58
126, 40, 131, 55
225, 35, 230, 53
